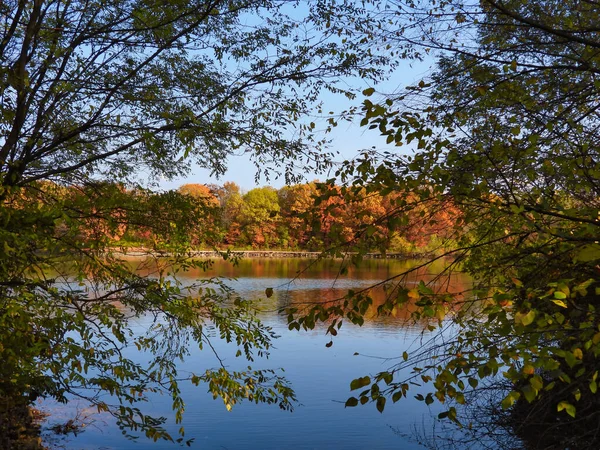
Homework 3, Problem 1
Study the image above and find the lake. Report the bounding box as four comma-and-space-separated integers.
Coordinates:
40, 257, 472, 450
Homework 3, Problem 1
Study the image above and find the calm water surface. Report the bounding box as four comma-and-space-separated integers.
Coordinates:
42, 258, 471, 450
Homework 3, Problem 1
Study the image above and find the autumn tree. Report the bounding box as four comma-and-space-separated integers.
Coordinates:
178, 184, 219, 205
277, 182, 320, 248
211, 181, 244, 246
239, 186, 281, 248
178, 183, 221, 246
0, 0, 391, 444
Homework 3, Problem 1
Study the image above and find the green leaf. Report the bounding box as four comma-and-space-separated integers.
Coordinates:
522, 385, 537, 403
515, 310, 536, 326
501, 391, 520, 409
381, 372, 393, 385
362, 87, 375, 96
376, 396, 386, 413
574, 245, 600, 262
530, 375, 544, 392
350, 376, 371, 391
345, 397, 359, 407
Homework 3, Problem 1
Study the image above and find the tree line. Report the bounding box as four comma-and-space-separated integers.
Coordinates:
176, 181, 460, 252
28, 179, 460, 254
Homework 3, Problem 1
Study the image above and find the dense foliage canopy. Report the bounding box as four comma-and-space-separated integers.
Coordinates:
0, 0, 391, 444
287, 1, 600, 448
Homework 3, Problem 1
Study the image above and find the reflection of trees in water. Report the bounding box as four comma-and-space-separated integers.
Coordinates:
274, 264, 471, 326
89, 258, 600, 449
411, 375, 600, 450
123, 255, 471, 327
126, 255, 448, 281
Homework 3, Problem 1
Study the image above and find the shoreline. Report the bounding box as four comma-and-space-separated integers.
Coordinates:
0, 398, 46, 450
107, 248, 423, 260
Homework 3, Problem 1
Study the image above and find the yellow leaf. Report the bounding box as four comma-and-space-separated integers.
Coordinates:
407, 289, 420, 299
557, 401, 576, 418
523, 364, 535, 375
515, 310, 536, 326
436, 307, 446, 321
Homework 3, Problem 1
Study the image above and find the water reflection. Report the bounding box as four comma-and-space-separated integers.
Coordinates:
125, 256, 470, 325
41, 257, 472, 450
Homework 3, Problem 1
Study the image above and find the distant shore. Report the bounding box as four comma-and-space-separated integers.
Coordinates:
108, 248, 421, 260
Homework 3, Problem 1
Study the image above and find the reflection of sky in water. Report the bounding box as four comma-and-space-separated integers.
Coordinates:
39, 258, 474, 450
41, 321, 438, 450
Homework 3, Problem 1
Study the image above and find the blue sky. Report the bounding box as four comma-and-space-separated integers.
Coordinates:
156, 37, 435, 192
